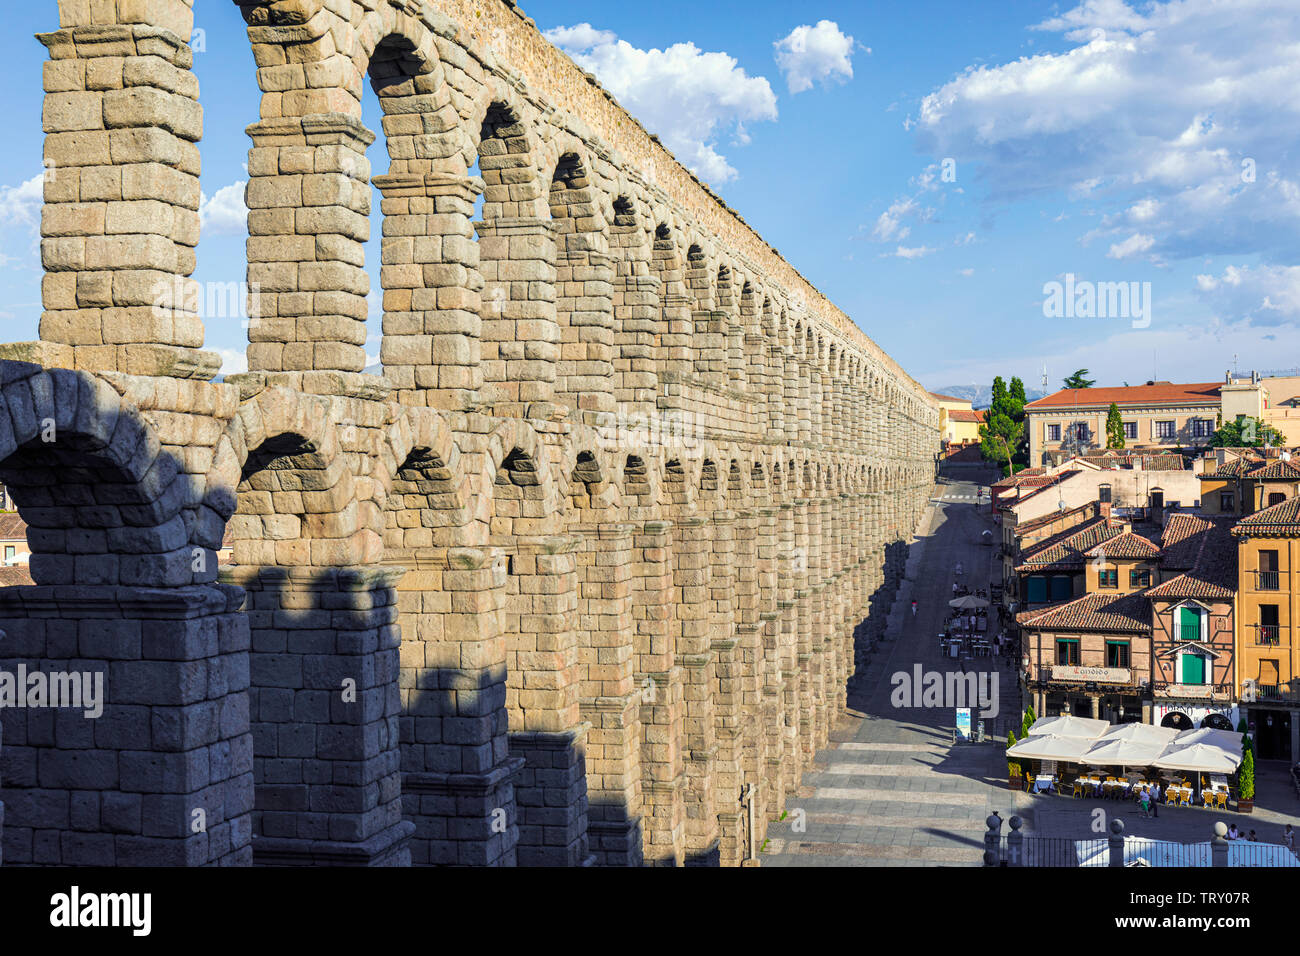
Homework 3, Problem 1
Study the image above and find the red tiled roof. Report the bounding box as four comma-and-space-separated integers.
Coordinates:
1076, 453, 1189, 471
0, 565, 33, 586
1016, 517, 1123, 571
1145, 569, 1234, 600
1232, 496, 1300, 536
1152, 514, 1237, 596
930, 392, 968, 403
1027, 382, 1221, 410
1161, 514, 1225, 568
0, 513, 26, 540
990, 468, 1048, 490
948, 409, 986, 423
1016, 591, 1152, 633
1015, 501, 1098, 535
1200, 457, 1263, 479
1245, 459, 1300, 480
1085, 530, 1161, 559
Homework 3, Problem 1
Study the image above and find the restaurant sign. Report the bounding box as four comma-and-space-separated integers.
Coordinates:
1051, 665, 1131, 684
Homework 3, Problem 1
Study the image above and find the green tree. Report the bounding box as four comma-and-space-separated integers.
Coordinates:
1063, 369, 1095, 390
1238, 748, 1255, 801
1007, 730, 1022, 777
979, 375, 1028, 474
1210, 416, 1286, 448
1105, 402, 1126, 449
1021, 705, 1037, 739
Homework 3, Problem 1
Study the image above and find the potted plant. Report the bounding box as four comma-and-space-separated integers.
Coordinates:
1007, 731, 1023, 789
1237, 749, 1255, 813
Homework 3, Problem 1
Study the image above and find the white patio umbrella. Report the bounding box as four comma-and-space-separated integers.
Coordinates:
949, 594, 989, 609
1172, 727, 1243, 753
1006, 734, 1096, 761
1027, 714, 1110, 738
1080, 737, 1168, 767
1097, 723, 1180, 747
1152, 742, 1242, 773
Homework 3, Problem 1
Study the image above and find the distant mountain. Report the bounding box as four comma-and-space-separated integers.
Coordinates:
930, 384, 1050, 410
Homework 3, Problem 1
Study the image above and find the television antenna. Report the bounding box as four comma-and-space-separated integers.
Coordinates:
1040, 364, 1048, 392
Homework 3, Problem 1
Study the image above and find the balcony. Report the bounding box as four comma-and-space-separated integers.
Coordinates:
1255, 570, 1280, 591
1254, 623, 1286, 646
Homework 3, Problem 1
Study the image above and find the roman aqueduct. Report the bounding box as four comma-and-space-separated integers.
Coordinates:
0, 0, 938, 865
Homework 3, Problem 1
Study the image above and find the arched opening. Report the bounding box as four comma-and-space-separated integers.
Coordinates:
610, 196, 657, 410
227, 421, 408, 866
474, 101, 553, 408
0, 372, 250, 865
653, 223, 690, 382
549, 151, 613, 415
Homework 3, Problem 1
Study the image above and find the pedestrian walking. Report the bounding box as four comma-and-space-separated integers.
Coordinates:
1283, 824, 1294, 851
1150, 780, 1160, 817
1139, 789, 1150, 818
911, 599, 918, 617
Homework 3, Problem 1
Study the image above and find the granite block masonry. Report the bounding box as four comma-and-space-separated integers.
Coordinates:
0, 0, 938, 866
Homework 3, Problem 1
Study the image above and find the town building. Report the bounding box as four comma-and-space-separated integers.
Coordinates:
932, 392, 986, 449
1025, 381, 1222, 467
1145, 514, 1238, 732
1231, 498, 1300, 760
1198, 451, 1300, 517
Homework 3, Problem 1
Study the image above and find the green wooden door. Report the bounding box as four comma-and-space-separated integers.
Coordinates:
1181, 652, 1206, 685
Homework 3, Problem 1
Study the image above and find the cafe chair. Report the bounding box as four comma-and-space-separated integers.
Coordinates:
1072, 779, 1084, 799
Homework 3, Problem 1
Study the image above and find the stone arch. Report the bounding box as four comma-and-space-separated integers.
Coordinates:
216, 388, 365, 568
546, 143, 614, 414
662, 457, 696, 510
380, 406, 476, 554
0, 368, 193, 586
622, 453, 654, 504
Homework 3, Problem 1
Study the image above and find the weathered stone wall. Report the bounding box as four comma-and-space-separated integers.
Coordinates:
0, 0, 939, 866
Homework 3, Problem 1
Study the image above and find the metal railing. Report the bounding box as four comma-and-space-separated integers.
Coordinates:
1254, 623, 1286, 646
986, 823, 1300, 867
1256, 570, 1280, 591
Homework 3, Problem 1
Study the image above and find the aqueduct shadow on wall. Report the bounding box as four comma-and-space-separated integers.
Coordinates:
0, 0, 939, 866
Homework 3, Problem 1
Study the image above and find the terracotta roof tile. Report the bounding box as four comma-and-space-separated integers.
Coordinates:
1016, 517, 1122, 571
1244, 459, 1300, 480
1153, 514, 1236, 596
1232, 496, 1300, 535
0, 513, 26, 539
1016, 591, 1152, 633
0, 565, 32, 586
1026, 382, 1221, 410
1200, 457, 1262, 479
1085, 530, 1162, 559
1015, 501, 1097, 534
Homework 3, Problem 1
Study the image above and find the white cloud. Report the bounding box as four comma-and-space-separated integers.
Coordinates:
544, 23, 616, 50
1106, 232, 1155, 259
0, 174, 43, 230
913, 0, 1300, 265
871, 197, 916, 241
216, 348, 248, 376
1194, 264, 1300, 324
545, 23, 778, 183
774, 20, 857, 94
958, 268, 975, 276
893, 245, 936, 259
200, 181, 248, 235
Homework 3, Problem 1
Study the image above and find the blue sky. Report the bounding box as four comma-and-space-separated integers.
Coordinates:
2, 0, 1298, 395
